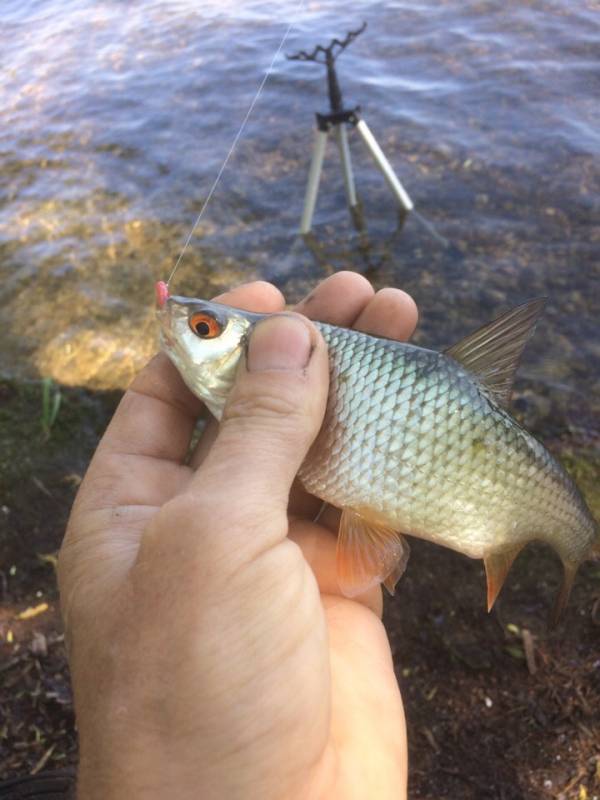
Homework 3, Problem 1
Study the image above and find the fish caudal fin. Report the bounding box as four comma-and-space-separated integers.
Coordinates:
336, 508, 410, 598
484, 545, 524, 612
550, 561, 578, 627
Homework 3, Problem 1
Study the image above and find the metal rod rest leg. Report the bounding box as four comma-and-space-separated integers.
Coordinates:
300, 129, 329, 235
335, 124, 357, 208
355, 119, 413, 212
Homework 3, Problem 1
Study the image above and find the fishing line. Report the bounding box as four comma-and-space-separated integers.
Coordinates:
411, 209, 450, 249
167, 0, 306, 287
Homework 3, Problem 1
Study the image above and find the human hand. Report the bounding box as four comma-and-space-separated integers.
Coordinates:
58, 273, 418, 800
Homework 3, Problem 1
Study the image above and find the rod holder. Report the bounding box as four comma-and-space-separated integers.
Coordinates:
289, 22, 413, 234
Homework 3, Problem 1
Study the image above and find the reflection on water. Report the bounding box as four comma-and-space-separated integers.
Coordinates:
0, 1, 598, 443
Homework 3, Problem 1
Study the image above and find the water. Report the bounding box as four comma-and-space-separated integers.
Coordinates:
1, 0, 599, 446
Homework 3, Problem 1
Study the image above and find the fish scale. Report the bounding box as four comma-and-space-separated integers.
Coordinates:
298, 321, 594, 567
156, 286, 599, 619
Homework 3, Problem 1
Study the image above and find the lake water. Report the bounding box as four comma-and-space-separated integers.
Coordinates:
1, 0, 598, 447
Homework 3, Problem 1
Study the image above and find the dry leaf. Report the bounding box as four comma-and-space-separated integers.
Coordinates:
17, 603, 49, 620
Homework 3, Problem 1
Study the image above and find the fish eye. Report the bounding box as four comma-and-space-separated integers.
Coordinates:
189, 312, 222, 339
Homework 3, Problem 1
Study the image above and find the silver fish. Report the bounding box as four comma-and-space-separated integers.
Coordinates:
155, 282, 599, 620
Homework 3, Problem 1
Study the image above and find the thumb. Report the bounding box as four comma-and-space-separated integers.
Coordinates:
191, 313, 329, 553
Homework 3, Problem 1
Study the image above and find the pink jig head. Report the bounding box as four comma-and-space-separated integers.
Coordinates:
155, 281, 169, 308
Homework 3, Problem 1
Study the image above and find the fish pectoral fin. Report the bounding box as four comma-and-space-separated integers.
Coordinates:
484, 545, 524, 612
445, 298, 546, 407
551, 560, 578, 627
336, 508, 409, 598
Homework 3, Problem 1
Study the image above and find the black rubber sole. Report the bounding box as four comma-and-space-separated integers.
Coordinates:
0, 770, 76, 800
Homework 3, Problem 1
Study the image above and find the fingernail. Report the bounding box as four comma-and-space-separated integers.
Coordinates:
247, 315, 312, 372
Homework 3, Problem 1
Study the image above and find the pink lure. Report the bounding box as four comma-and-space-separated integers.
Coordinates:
155, 281, 169, 308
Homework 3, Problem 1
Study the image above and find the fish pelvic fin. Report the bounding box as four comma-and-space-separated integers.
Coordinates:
550, 561, 578, 627
336, 508, 410, 598
484, 545, 524, 612
445, 298, 547, 408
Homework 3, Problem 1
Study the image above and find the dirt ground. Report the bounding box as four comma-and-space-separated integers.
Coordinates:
1, 377, 599, 798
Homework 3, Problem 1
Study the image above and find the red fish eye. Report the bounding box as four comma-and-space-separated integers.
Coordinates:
189, 312, 222, 339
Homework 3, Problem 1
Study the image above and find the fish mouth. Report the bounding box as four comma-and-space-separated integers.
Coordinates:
156, 296, 177, 351
160, 329, 177, 350
157, 305, 179, 348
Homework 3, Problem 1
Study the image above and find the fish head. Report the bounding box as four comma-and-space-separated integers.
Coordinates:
155, 282, 263, 419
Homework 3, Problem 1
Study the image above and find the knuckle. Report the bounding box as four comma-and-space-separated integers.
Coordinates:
156, 492, 205, 533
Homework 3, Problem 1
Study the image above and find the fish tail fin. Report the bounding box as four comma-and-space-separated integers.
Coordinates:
550, 560, 578, 628
549, 522, 599, 625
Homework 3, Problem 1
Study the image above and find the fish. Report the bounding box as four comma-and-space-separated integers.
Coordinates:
155, 281, 599, 621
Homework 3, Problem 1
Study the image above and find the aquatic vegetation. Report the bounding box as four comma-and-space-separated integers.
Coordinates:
40, 378, 62, 439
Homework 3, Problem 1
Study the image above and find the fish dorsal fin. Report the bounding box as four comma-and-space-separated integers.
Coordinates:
336, 508, 410, 598
445, 298, 547, 407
